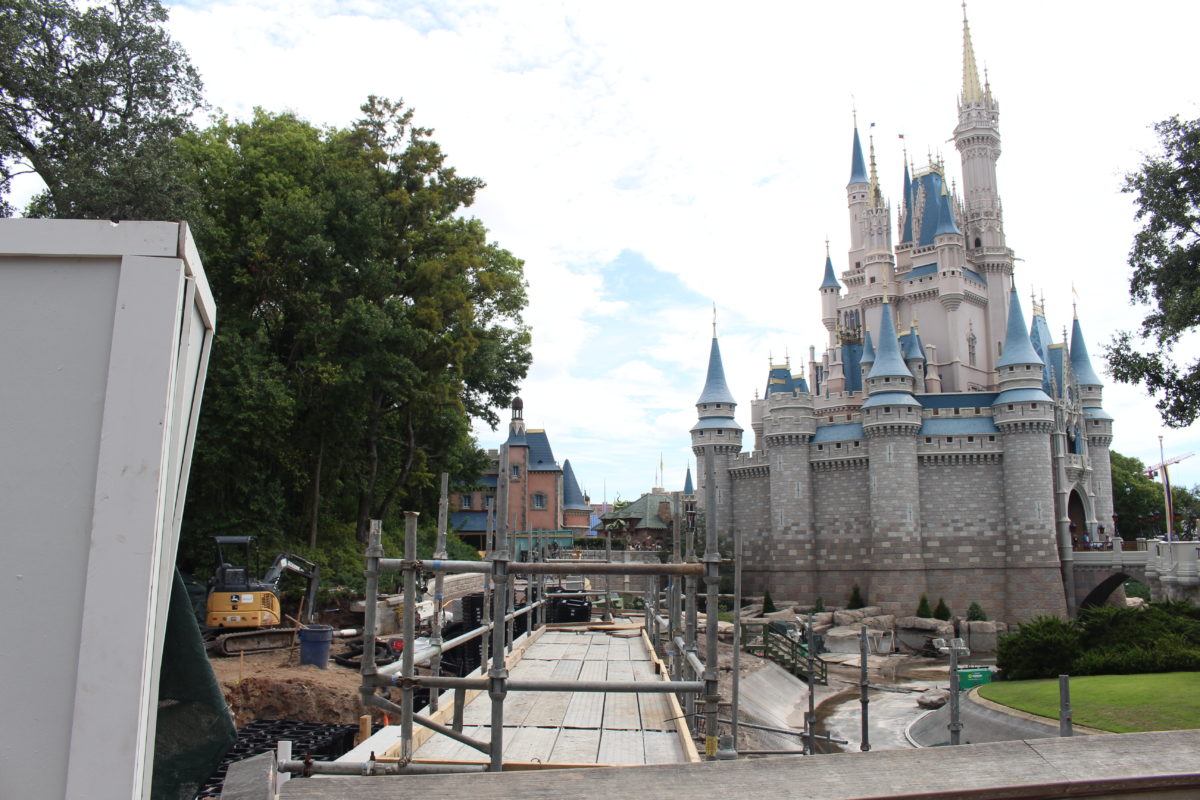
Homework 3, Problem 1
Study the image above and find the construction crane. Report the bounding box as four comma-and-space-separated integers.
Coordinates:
1144, 452, 1194, 479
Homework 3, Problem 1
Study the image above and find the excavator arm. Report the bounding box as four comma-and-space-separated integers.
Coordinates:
262, 553, 320, 624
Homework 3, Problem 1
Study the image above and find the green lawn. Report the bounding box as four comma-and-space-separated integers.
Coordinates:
977, 672, 1200, 733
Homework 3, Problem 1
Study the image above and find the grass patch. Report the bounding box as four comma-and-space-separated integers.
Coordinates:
977, 672, 1200, 733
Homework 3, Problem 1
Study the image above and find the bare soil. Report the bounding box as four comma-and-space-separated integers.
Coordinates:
209, 642, 391, 728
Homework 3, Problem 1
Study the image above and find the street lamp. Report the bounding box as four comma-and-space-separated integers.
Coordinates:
933, 636, 971, 745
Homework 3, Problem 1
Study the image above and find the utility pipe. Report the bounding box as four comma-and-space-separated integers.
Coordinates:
429, 473, 449, 712
400, 512, 418, 761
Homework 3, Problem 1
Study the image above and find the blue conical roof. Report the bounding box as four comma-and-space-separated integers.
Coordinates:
820, 254, 841, 289
683, 467, 694, 495
562, 460, 589, 510
933, 188, 961, 237
867, 300, 912, 380
902, 327, 925, 360
697, 337, 736, 405
849, 127, 868, 185
860, 330, 875, 365
900, 161, 914, 244
996, 288, 1044, 367
1070, 317, 1104, 386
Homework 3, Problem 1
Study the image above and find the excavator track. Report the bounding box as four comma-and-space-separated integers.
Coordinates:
213, 627, 302, 656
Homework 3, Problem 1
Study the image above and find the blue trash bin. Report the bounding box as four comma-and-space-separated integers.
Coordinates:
298, 625, 334, 668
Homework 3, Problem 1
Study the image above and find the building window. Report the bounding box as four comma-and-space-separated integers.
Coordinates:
884, 406, 891, 413
1031, 403, 1038, 409
532, 492, 546, 510
460, 494, 472, 509
817, 445, 824, 451
968, 332, 977, 367
988, 436, 995, 442
932, 409, 940, 416
967, 436, 975, 442
946, 437, 953, 442
511, 464, 521, 478
925, 437, 932, 443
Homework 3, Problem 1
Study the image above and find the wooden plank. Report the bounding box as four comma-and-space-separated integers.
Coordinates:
562, 641, 591, 659
501, 660, 555, 726
601, 661, 639, 730
520, 659, 580, 726
547, 727, 600, 764
528, 643, 569, 661
412, 725, 485, 761
562, 661, 606, 728
605, 636, 631, 660
641, 628, 701, 762
503, 727, 558, 764
641, 731, 687, 764
631, 661, 674, 731
596, 729, 645, 765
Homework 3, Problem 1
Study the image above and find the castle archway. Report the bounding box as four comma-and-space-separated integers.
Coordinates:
1078, 572, 1129, 609
1068, 489, 1088, 545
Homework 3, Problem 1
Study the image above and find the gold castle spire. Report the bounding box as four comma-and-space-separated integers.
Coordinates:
961, 2, 984, 104
868, 131, 882, 208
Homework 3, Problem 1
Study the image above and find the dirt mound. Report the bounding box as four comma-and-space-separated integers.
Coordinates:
210, 646, 391, 728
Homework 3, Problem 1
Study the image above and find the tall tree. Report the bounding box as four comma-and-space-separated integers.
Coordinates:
180, 101, 530, 553
1105, 115, 1200, 426
0, 0, 203, 219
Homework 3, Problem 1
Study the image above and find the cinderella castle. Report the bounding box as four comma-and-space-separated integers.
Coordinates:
691, 12, 1113, 622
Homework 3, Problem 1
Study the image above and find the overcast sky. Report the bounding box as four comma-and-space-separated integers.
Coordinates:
92, 1, 1200, 507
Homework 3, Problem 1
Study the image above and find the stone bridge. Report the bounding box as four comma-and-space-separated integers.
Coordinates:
1071, 540, 1200, 609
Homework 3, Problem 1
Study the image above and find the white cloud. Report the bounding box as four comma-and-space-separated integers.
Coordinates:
158, 0, 1200, 501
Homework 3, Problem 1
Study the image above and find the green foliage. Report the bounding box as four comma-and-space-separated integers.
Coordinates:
848, 584, 865, 610
0, 0, 204, 219
997, 616, 1082, 681
967, 601, 988, 622
915, 594, 933, 618
814, 596, 825, 613
933, 597, 951, 620
998, 603, 1200, 680
1106, 115, 1200, 426
1125, 580, 1151, 601
178, 99, 530, 564
762, 589, 777, 614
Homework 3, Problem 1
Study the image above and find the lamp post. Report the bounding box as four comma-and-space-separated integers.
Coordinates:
935, 636, 970, 745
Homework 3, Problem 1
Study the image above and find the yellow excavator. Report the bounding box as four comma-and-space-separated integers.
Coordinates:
205, 536, 321, 655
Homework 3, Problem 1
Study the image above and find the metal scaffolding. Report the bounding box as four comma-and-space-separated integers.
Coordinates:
338, 478, 724, 775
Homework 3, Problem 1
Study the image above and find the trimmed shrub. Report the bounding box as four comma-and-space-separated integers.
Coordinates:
848, 585, 865, 610
933, 598, 951, 621
967, 601, 988, 621
996, 616, 1081, 680
916, 594, 933, 618
814, 596, 825, 613
762, 589, 777, 614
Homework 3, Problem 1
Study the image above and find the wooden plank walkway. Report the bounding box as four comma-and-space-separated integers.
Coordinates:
407, 629, 690, 767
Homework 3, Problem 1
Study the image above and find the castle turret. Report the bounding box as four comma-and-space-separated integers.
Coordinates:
1072, 315, 1114, 535
761, 352, 817, 604
863, 134, 896, 293
820, 247, 841, 346
992, 289, 1067, 619
691, 328, 743, 541
859, 330, 875, 387
903, 323, 927, 393
847, 126, 870, 268
862, 297, 925, 611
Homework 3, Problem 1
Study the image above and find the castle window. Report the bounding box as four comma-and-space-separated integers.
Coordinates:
884, 377, 891, 383
974, 237, 982, 248
836, 443, 842, 449
854, 441, 860, 447
988, 436, 995, 442
511, 464, 521, 478
967, 436, 975, 442
932, 409, 940, 416
884, 407, 891, 413
1031, 404, 1038, 409
461, 494, 472, 509
975, 407, 982, 414
828, 416, 834, 422
717, 429, 724, 435
817, 444, 824, 451
846, 414, 852, 421
532, 492, 547, 510
954, 408, 960, 415
946, 437, 953, 442
968, 332, 978, 367
869, 276, 876, 283
925, 437, 932, 443
1007, 404, 1014, 411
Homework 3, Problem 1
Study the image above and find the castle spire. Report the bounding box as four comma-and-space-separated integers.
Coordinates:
996, 287, 1043, 368
849, 125, 868, 185
961, 2, 984, 104
1070, 317, 1104, 387
697, 333, 736, 405
820, 250, 841, 289
867, 298, 911, 380
683, 466, 694, 496
562, 460, 590, 510
868, 130, 881, 207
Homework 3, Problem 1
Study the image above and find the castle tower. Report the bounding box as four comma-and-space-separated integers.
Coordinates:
847, 126, 870, 269
992, 289, 1067, 619
820, 247, 841, 347
761, 355, 817, 603
859, 330, 875, 388
903, 323, 927, 394
691, 328, 743, 541
1072, 316, 1114, 532
954, 6, 1014, 371
861, 296, 925, 610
